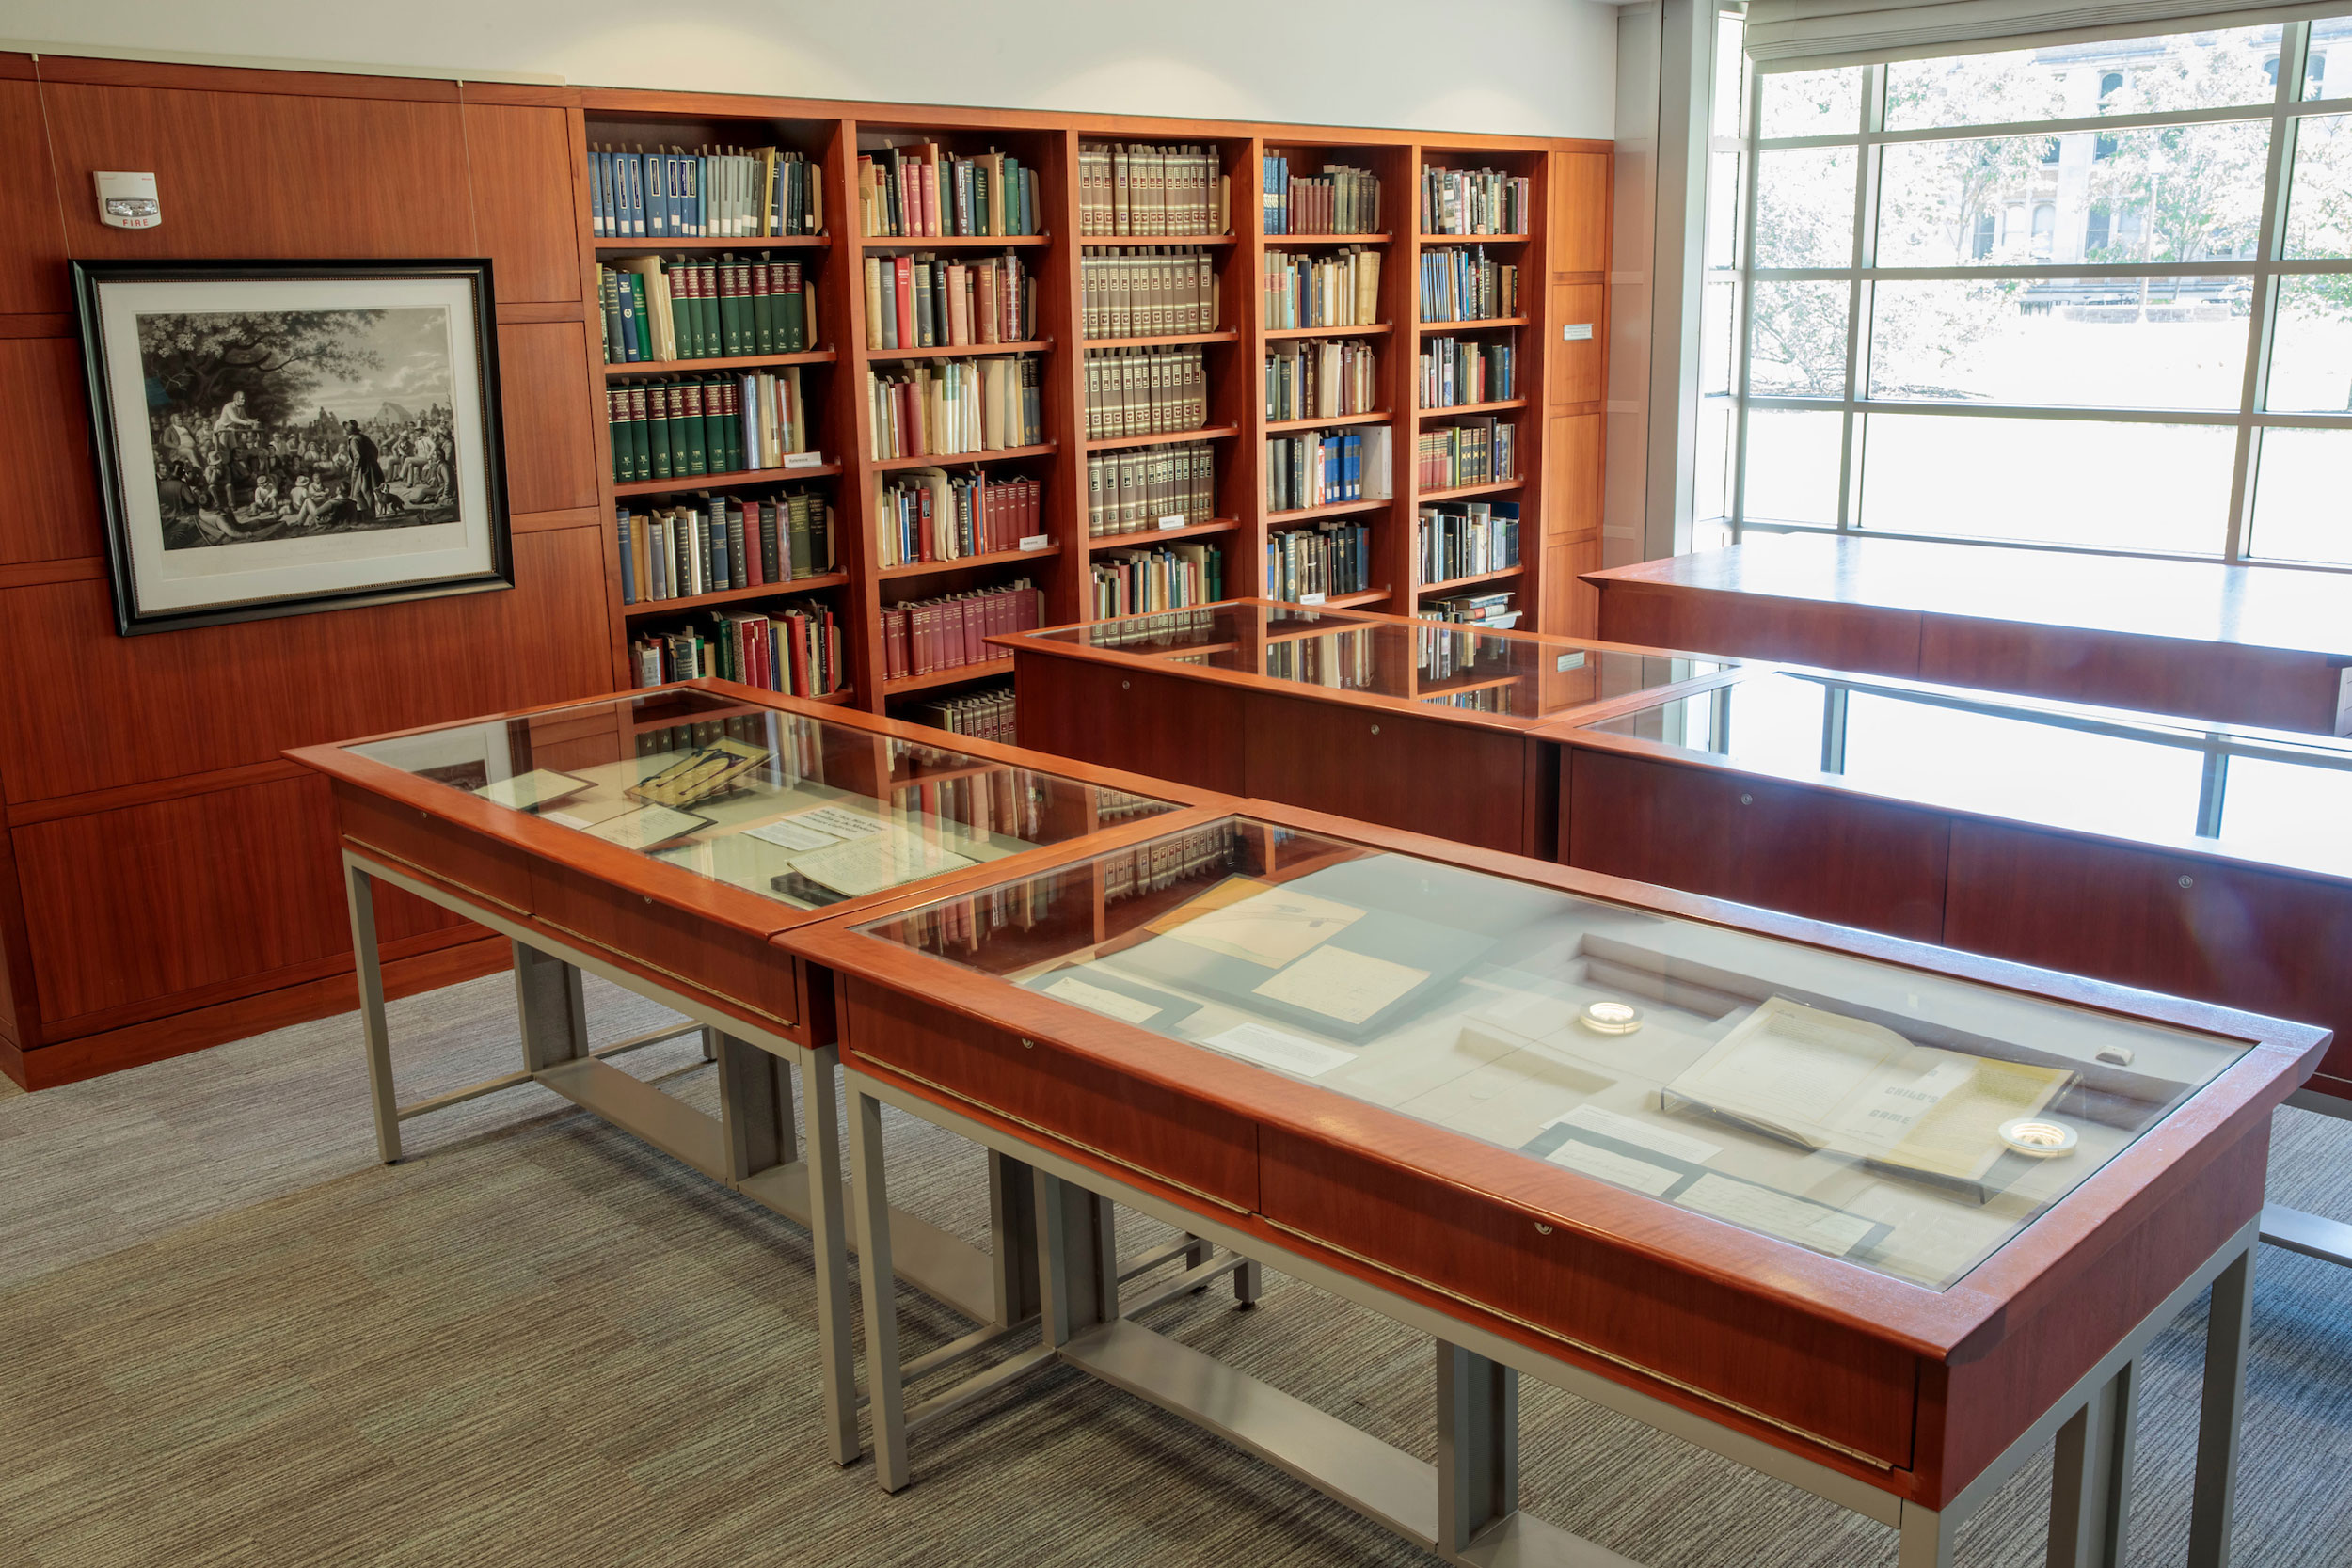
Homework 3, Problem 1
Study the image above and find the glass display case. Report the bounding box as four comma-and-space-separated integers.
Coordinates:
1580, 668, 2352, 879
346, 685, 1185, 910
846, 812, 2251, 1291
1015, 598, 1732, 725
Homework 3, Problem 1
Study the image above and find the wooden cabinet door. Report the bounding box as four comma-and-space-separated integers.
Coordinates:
1945, 820, 2352, 1081
1011, 654, 1248, 796
1565, 749, 1949, 942
1246, 691, 1534, 854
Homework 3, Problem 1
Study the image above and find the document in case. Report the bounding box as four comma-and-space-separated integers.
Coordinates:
627, 737, 770, 808
1155, 880, 1366, 968
1250, 943, 1429, 1027
1663, 995, 2072, 1186
792, 831, 974, 898
791, 804, 887, 840
1026, 967, 1200, 1032
478, 768, 591, 812
1546, 1138, 1682, 1196
1675, 1172, 1878, 1258
746, 815, 841, 851
1201, 1022, 1354, 1077
579, 801, 711, 849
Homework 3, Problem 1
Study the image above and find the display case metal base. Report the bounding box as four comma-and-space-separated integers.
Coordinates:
2261, 1090, 2352, 1269
847, 1064, 2257, 1568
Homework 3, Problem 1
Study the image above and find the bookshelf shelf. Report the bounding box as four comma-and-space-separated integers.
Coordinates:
1419, 398, 1529, 419
868, 442, 1057, 473
1077, 234, 1239, 246
1263, 323, 1391, 341
1083, 425, 1240, 452
615, 461, 841, 499
883, 657, 1017, 697
1419, 672, 1518, 698
1084, 518, 1239, 549
862, 234, 1052, 250
809, 688, 859, 705
1417, 232, 1533, 244
1273, 586, 1391, 610
1419, 479, 1526, 502
878, 544, 1059, 579
1418, 564, 1525, 594
622, 573, 852, 619
1267, 498, 1393, 525
1263, 233, 1391, 246
1265, 410, 1391, 433
607, 349, 837, 377
1081, 329, 1241, 350
864, 340, 1052, 360
596, 236, 832, 251
1417, 317, 1529, 333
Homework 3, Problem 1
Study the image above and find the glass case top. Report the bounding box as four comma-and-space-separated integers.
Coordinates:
1027, 603, 1729, 723
349, 688, 1184, 911
851, 815, 2248, 1291
1581, 671, 2352, 879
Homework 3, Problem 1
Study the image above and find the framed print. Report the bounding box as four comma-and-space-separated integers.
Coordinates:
72, 257, 514, 635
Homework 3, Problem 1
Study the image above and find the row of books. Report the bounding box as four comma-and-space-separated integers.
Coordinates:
1087, 442, 1216, 537
900, 682, 1016, 747
858, 144, 1041, 237
1090, 542, 1223, 619
604, 372, 817, 484
1419, 247, 1521, 323
1263, 156, 1380, 236
1266, 627, 1374, 689
1420, 337, 1516, 409
590, 146, 822, 239
1264, 247, 1381, 330
1266, 427, 1392, 512
1417, 500, 1521, 585
1427, 683, 1511, 713
875, 470, 1044, 568
1414, 620, 1510, 693
1080, 248, 1220, 339
1422, 591, 1519, 627
1078, 143, 1230, 237
881, 579, 1043, 681
1421, 166, 1533, 236
1266, 522, 1373, 601
630, 605, 848, 698
615, 489, 836, 604
866, 358, 1042, 459
1083, 347, 1211, 440
1104, 819, 1235, 903
862, 251, 1036, 351
1267, 339, 1380, 421
599, 257, 817, 364
1418, 419, 1518, 491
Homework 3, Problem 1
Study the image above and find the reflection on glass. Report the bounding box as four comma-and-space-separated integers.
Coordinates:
1712, 11, 1749, 138
350, 687, 1183, 910
1868, 278, 2248, 407
1696, 397, 1733, 522
1755, 148, 1856, 268
2249, 429, 2352, 564
2285, 113, 2352, 258
2266, 277, 2352, 411
1707, 150, 1743, 272
2310, 17, 2352, 101
1758, 67, 1863, 138
1033, 602, 1372, 651
1702, 278, 1739, 397
1742, 407, 1843, 524
1857, 413, 2233, 554
858, 815, 2249, 1291
1879, 121, 2269, 267
1750, 280, 1850, 395
1884, 27, 2280, 131
2217, 756, 2352, 872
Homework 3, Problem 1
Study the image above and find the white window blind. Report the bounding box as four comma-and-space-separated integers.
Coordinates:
1745, 0, 2352, 68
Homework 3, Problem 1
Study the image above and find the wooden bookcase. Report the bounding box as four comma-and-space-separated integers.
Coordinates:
568, 91, 1611, 723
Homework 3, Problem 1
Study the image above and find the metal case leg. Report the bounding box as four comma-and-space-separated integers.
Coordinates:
2188, 1245, 2254, 1568
2048, 1360, 2137, 1568
511, 940, 589, 1070
850, 1081, 910, 1492
1437, 1341, 1519, 1554
801, 1049, 859, 1467
343, 862, 401, 1164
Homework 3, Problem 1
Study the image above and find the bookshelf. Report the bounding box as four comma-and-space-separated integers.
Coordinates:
568, 93, 1606, 723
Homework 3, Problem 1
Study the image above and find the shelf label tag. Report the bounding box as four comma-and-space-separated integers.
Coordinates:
1158, 515, 1188, 531
1563, 323, 1594, 341
1298, 592, 1327, 606
1557, 652, 1586, 673
783, 451, 825, 469
1018, 534, 1050, 552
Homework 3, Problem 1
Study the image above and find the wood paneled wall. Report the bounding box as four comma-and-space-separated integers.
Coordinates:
0, 58, 612, 1087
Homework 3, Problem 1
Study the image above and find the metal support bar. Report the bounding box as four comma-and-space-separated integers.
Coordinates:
1120, 1249, 1248, 1319
850, 1083, 910, 1492
394, 1069, 534, 1121
590, 1023, 704, 1061
2259, 1202, 2352, 1268
343, 861, 402, 1164
2048, 1359, 2137, 1568
2189, 1247, 2254, 1568
902, 1344, 1061, 1435
1438, 1341, 1520, 1555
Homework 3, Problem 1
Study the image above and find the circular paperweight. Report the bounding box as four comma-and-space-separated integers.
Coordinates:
1998, 1117, 2079, 1158
1578, 1000, 1645, 1037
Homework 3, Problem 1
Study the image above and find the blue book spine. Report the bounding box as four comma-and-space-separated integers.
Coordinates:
686, 155, 702, 238
643, 153, 664, 237
616, 508, 635, 604
589, 151, 608, 238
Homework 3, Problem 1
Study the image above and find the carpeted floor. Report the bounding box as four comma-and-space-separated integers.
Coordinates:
2, 974, 2350, 1567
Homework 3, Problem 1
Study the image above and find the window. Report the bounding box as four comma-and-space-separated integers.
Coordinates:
1729, 20, 2352, 564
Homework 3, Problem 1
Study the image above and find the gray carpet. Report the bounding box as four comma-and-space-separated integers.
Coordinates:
2, 974, 2350, 1567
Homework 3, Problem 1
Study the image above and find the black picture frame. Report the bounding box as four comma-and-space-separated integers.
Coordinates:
71, 256, 514, 636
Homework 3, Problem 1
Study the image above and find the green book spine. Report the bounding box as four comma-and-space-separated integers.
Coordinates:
679, 383, 707, 476
722, 379, 744, 473
788, 492, 813, 578
721, 256, 744, 356
627, 387, 649, 483
599, 269, 624, 363
646, 384, 674, 481
628, 273, 654, 360
607, 388, 628, 483
684, 261, 707, 358
778, 262, 805, 352
751, 258, 775, 355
